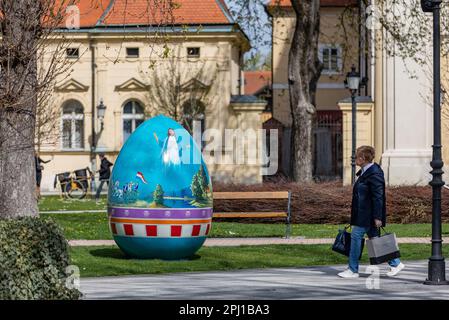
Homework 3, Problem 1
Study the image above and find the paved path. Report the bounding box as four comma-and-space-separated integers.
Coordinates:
80, 260, 449, 299
69, 237, 449, 247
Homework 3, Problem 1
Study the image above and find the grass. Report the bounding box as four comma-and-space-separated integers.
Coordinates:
42, 213, 112, 240
70, 244, 447, 278
38, 195, 107, 212
40, 212, 449, 240
39, 197, 449, 278
38, 195, 449, 239
212, 223, 449, 238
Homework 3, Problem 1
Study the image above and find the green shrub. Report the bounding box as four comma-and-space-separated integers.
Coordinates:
0, 217, 81, 300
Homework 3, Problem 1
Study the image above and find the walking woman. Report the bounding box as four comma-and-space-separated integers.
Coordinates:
338, 146, 405, 278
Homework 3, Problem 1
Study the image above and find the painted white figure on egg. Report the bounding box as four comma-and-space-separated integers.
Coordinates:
154, 128, 181, 165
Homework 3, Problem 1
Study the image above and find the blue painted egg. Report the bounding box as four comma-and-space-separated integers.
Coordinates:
107, 115, 213, 259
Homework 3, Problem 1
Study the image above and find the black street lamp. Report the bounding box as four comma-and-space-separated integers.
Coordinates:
421, 0, 448, 285
97, 99, 107, 131
345, 65, 361, 185
92, 99, 107, 151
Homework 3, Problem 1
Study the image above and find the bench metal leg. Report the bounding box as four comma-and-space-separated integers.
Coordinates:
285, 222, 292, 239
285, 191, 292, 239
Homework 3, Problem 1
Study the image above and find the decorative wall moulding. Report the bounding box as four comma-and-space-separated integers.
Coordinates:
179, 78, 210, 92
115, 78, 150, 91
55, 79, 89, 92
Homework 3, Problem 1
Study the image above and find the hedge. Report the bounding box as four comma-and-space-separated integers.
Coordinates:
0, 217, 81, 300
213, 181, 449, 224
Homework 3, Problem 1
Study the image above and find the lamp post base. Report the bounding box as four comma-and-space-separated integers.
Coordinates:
424, 259, 449, 285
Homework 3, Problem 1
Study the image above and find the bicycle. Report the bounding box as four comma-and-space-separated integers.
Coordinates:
54, 167, 93, 199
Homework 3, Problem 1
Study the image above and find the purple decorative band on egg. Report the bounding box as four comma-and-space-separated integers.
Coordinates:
108, 206, 213, 219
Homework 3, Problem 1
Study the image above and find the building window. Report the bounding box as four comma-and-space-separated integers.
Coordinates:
61, 100, 84, 149
319, 45, 342, 74
123, 100, 144, 143
66, 48, 79, 59
187, 47, 200, 58
126, 47, 139, 58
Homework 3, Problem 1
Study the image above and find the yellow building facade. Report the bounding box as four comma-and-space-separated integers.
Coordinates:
37, 0, 268, 192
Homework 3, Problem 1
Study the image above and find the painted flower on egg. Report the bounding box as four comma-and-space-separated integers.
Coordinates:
108, 115, 212, 259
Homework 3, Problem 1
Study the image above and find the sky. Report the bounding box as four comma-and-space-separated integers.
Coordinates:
224, 0, 273, 60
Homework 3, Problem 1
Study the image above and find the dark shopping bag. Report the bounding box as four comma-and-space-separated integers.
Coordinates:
332, 225, 364, 259
366, 227, 401, 265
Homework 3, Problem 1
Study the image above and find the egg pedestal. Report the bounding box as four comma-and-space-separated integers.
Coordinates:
107, 115, 213, 260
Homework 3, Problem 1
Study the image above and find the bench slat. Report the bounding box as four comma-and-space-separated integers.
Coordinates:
213, 191, 289, 200
213, 212, 287, 218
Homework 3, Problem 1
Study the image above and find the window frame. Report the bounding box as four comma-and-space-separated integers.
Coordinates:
66, 48, 80, 59
186, 47, 201, 58
61, 101, 85, 151
318, 44, 343, 75
122, 100, 145, 144
126, 47, 140, 58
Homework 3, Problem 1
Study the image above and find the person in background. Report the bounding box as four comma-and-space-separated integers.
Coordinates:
338, 145, 405, 278
95, 153, 113, 201
35, 151, 52, 199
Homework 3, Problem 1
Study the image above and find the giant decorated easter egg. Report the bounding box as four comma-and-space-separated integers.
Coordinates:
107, 115, 213, 259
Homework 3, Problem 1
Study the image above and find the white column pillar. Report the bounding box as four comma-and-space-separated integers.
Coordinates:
381, 53, 433, 186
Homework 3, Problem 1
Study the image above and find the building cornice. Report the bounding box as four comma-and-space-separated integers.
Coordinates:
47, 24, 250, 51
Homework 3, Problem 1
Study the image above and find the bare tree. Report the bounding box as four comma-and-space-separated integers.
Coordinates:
142, 51, 218, 132
229, 0, 322, 182
244, 51, 272, 71
0, 0, 73, 218
287, 1, 322, 182
35, 89, 63, 152
0, 0, 179, 218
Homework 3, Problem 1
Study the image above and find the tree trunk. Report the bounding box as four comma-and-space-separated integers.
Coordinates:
0, 1, 42, 218
288, 0, 322, 182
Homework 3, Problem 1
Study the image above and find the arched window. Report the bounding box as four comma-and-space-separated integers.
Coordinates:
123, 100, 144, 143
61, 100, 84, 149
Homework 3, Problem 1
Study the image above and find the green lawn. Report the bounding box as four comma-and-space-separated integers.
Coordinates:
38, 195, 449, 239
41, 212, 449, 240
71, 244, 446, 277
39, 197, 449, 278
38, 195, 107, 212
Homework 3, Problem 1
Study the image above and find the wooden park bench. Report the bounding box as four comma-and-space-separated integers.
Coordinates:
212, 191, 292, 238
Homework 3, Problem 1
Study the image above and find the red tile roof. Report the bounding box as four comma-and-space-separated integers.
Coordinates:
102, 0, 231, 25
63, 0, 232, 28
75, 0, 111, 27
267, 0, 358, 7
244, 71, 272, 95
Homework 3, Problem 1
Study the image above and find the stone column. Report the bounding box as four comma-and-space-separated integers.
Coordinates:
338, 98, 374, 186
230, 100, 267, 184
374, 28, 384, 164
380, 52, 432, 186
